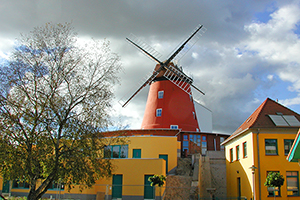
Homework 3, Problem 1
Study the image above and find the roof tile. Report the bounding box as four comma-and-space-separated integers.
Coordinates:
223, 98, 300, 144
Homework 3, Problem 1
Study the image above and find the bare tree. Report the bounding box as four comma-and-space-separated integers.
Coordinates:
0, 22, 122, 200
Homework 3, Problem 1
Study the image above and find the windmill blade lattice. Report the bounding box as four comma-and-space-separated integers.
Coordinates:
163, 64, 205, 96
119, 69, 161, 107
126, 33, 162, 63
163, 71, 192, 96
168, 25, 207, 62
120, 24, 206, 107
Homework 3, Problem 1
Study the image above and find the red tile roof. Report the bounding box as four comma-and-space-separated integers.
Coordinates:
223, 98, 300, 144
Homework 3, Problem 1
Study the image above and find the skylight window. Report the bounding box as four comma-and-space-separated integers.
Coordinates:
268, 115, 300, 127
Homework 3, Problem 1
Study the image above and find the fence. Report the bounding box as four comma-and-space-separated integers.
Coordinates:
2, 184, 247, 200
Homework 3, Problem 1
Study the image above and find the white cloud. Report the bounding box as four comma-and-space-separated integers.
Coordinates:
267, 74, 274, 81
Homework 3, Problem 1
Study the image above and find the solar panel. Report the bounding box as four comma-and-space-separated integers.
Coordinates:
283, 115, 300, 126
268, 115, 289, 126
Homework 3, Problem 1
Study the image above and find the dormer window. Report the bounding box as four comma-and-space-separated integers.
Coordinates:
170, 125, 178, 129
158, 91, 164, 99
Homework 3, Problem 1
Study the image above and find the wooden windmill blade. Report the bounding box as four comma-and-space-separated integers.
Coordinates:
119, 68, 162, 107
164, 25, 204, 66
163, 63, 205, 96
120, 24, 206, 107
126, 34, 163, 65
161, 24, 206, 96
119, 35, 166, 107
168, 25, 207, 63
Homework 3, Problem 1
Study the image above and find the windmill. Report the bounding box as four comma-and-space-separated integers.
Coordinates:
120, 24, 207, 131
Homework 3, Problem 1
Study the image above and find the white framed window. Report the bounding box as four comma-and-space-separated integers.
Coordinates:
156, 108, 162, 117
170, 125, 178, 129
220, 137, 225, 151
158, 91, 164, 99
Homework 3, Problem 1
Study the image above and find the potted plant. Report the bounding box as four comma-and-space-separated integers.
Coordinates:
149, 175, 166, 200
264, 172, 284, 200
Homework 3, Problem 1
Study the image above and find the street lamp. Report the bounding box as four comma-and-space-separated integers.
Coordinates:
250, 165, 257, 200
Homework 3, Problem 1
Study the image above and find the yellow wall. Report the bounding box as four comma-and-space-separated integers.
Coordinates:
94, 159, 165, 196
225, 128, 300, 200
0, 178, 3, 191
127, 136, 178, 172
225, 131, 254, 200
255, 128, 300, 199
1, 135, 177, 198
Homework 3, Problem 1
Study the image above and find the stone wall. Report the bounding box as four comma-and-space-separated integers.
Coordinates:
163, 175, 192, 200
198, 151, 227, 198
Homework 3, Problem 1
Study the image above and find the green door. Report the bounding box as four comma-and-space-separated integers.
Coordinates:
2, 181, 10, 193
237, 177, 241, 200
144, 175, 154, 199
159, 154, 168, 174
133, 149, 141, 158
112, 175, 122, 199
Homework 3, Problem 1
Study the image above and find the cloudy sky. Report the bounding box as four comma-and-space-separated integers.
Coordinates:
1, 0, 300, 134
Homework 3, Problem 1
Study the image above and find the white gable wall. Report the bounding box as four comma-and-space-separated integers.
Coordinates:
194, 101, 212, 132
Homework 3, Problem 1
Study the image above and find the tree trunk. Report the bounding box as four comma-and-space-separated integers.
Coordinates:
27, 176, 55, 200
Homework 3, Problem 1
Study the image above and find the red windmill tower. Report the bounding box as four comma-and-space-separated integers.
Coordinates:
120, 25, 206, 132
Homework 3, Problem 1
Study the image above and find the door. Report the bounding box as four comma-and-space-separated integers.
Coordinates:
133, 149, 141, 158
2, 181, 10, 193
159, 154, 168, 174
144, 175, 154, 199
237, 177, 241, 200
112, 175, 122, 199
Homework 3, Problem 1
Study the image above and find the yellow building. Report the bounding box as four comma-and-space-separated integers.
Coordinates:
1, 134, 179, 200
222, 98, 300, 200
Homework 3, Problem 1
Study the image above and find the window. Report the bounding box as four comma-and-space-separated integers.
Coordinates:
230, 148, 233, 162
183, 135, 188, 140
158, 91, 164, 99
265, 139, 278, 155
243, 142, 247, 158
156, 108, 162, 117
287, 171, 299, 196
132, 149, 141, 158
12, 180, 29, 189
236, 145, 240, 160
284, 139, 294, 155
48, 182, 64, 190
202, 136, 207, 155
267, 171, 281, 197
170, 125, 178, 129
183, 135, 189, 154
220, 137, 225, 151
269, 114, 300, 126
104, 145, 128, 158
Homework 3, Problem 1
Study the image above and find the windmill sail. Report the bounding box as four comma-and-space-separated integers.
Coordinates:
120, 24, 206, 107
119, 69, 161, 107
169, 25, 207, 62
163, 64, 205, 96
126, 34, 162, 63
